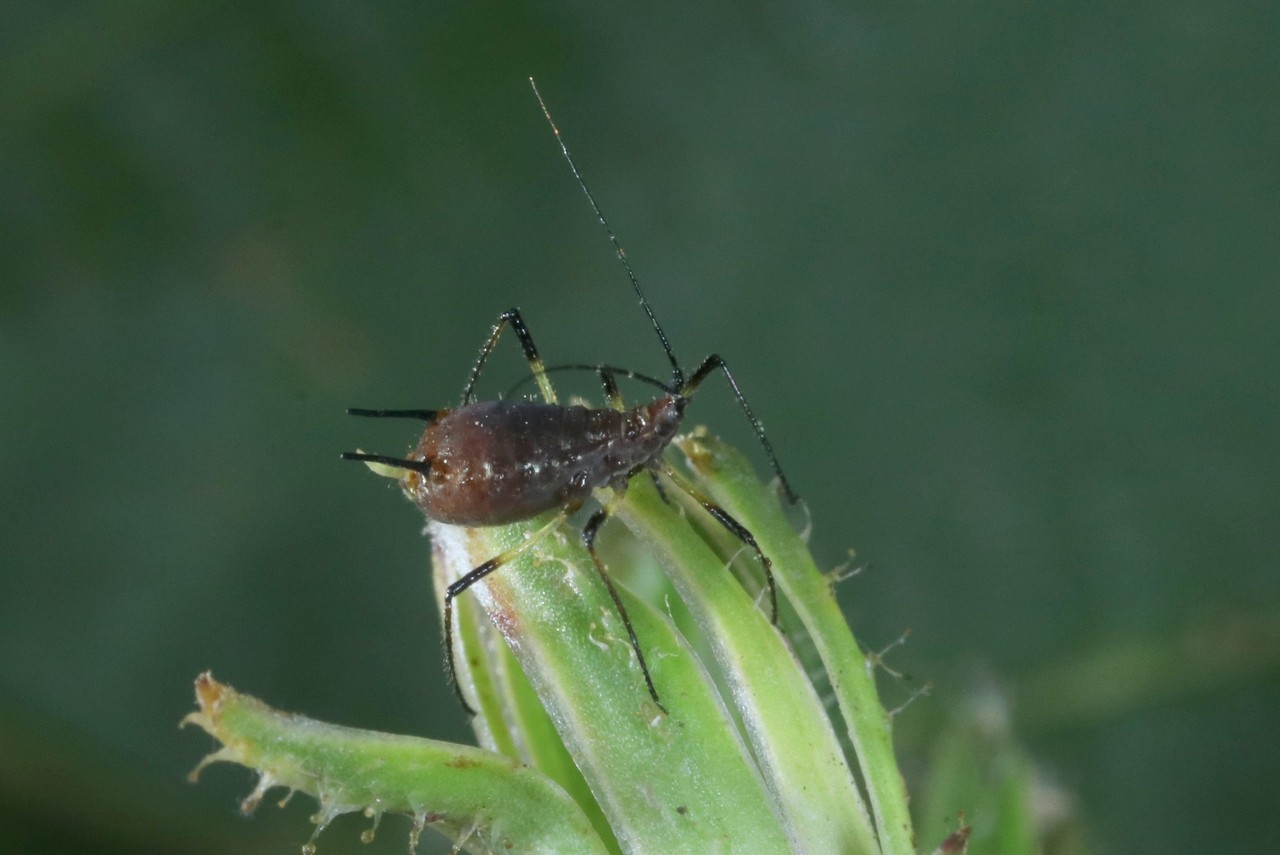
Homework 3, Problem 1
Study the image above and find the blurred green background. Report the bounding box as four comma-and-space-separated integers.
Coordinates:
2, 2, 1277, 853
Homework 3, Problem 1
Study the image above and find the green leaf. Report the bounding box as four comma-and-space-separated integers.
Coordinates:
612, 472, 880, 855
432, 519, 795, 853
182, 673, 610, 855
187, 429, 924, 854
673, 430, 917, 855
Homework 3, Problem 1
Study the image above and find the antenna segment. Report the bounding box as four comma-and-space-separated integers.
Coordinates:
529, 77, 685, 390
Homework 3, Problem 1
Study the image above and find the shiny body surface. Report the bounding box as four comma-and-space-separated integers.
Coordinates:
403, 397, 685, 526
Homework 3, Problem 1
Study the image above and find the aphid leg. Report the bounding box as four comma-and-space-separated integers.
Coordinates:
442, 512, 568, 716
462, 309, 557, 405
581, 497, 668, 714
505, 363, 669, 399
648, 470, 672, 505
597, 367, 625, 411
682, 354, 798, 504
659, 463, 780, 625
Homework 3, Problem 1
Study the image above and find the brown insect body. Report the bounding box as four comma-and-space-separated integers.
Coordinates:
404, 396, 685, 526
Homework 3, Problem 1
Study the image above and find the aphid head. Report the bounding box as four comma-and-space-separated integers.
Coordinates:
651, 394, 687, 440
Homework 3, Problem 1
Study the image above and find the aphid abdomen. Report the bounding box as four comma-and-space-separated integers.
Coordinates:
404, 398, 683, 527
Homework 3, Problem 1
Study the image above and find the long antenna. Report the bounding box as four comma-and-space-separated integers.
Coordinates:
530, 77, 684, 390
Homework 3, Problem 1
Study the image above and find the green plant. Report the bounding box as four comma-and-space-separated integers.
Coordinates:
185, 430, 976, 854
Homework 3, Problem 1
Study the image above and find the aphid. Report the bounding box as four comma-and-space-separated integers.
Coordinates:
344, 80, 797, 716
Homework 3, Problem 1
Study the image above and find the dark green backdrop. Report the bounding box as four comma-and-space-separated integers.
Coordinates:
3, 3, 1277, 853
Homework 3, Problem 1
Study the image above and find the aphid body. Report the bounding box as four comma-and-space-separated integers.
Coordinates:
406, 397, 684, 526
345, 80, 795, 716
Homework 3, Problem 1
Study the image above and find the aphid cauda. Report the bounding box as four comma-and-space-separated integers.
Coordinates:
344, 80, 797, 716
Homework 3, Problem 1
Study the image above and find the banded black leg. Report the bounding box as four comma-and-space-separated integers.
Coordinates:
660, 464, 780, 625
597, 367, 625, 411
648, 470, 672, 505
463, 308, 557, 405
442, 512, 566, 716
682, 354, 798, 504
582, 504, 667, 714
